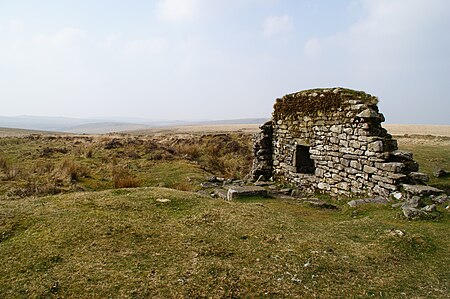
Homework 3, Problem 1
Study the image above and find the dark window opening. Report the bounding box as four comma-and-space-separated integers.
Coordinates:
294, 145, 315, 173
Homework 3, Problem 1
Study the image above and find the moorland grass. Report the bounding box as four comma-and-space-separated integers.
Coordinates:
0, 133, 449, 297
396, 136, 450, 193
0, 134, 251, 198
0, 188, 448, 298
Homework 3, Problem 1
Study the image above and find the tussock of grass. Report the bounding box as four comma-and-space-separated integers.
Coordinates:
112, 167, 141, 189
0, 133, 252, 198
0, 156, 7, 170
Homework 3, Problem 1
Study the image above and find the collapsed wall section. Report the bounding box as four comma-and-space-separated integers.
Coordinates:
251, 87, 423, 197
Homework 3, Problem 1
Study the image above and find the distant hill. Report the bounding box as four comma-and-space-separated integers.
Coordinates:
0, 115, 99, 131
0, 127, 64, 137
64, 122, 150, 134
0, 115, 268, 134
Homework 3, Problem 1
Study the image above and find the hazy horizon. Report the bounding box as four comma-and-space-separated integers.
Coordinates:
1, 0, 449, 124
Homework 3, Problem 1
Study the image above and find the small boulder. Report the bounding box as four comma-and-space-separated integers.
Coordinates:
156, 198, 171, 203
387, 229, 405, 237
407, 172, 429, 184
389, 150, 413, 161
421, 204, 436, 213
347, 197, 388, 207
227, 186, 267, 201
404, 196, 423, 209
432, 194, 449, 204
433, 169, 450, 178
402, 207, 427, 220
402, 184, 443, 196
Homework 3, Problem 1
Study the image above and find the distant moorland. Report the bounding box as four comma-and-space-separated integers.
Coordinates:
0, 125, 449, 297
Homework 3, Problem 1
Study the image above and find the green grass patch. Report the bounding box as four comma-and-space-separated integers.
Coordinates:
397, 137, 450, 193
1, 188, 448, 298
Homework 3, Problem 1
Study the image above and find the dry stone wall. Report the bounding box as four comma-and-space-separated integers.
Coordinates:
251, 88, 424, 197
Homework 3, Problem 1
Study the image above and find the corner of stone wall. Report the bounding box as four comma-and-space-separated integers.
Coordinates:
250, 120, 273, 181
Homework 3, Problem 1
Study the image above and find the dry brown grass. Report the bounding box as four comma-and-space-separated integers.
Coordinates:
112, 167, 141, 189
383, 124, 450, 137
0, 156, 7, 171
55, 159, 89, 183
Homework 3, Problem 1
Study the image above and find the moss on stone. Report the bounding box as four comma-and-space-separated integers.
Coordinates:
273, 87, 378, 121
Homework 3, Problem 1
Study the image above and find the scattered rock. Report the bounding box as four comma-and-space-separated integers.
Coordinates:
392, 192, 403, 200
421, 204, 436, 213
212, 189, 228, 200
391, 202, 404, 208
206, 176, 219, 183
156, 198, 171, 203
227, 186, 268, 201
432, 194, 449, 204
200, 182, 220, 188
291, 189, 305, 198
304, 200, 338, 210
347, 197, 388, 207
402, 184, 443, 196
279, 188, 292, 194
407, 172, 429, 184
402, 207, 427, 220
404, 196, 423, 209
402, 204, 440, 220
387, 229, 405, 237
433, 169, 450, 178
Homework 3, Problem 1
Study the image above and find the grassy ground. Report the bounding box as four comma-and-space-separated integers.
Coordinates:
0, 133, 449, 297
396, 136, 450, 193
0, 134, 252, 198
0, 188, 448, 298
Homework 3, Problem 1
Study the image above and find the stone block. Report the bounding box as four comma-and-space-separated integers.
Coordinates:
363, 165, 377, 174
402, 184, 443, 196
375, 162, 404, 173
315, 168, 325, 177
357, 108, 379, 118
317, 182, 329, 190
407, 172, 429, 184
368, 140, 384, 152
347, 197, 388, 207
347, 161, 360, 170
227, 186, 268, 201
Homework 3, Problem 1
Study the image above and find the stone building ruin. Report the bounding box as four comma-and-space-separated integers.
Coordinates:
251, 87, 429, 197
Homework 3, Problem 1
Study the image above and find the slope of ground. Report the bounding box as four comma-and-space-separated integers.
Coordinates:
0, 127, 63, 137
0, 127, 449, 297
0, 187, 448, 298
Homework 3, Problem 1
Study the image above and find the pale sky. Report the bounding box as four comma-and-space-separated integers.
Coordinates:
0, 0, 449, 123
